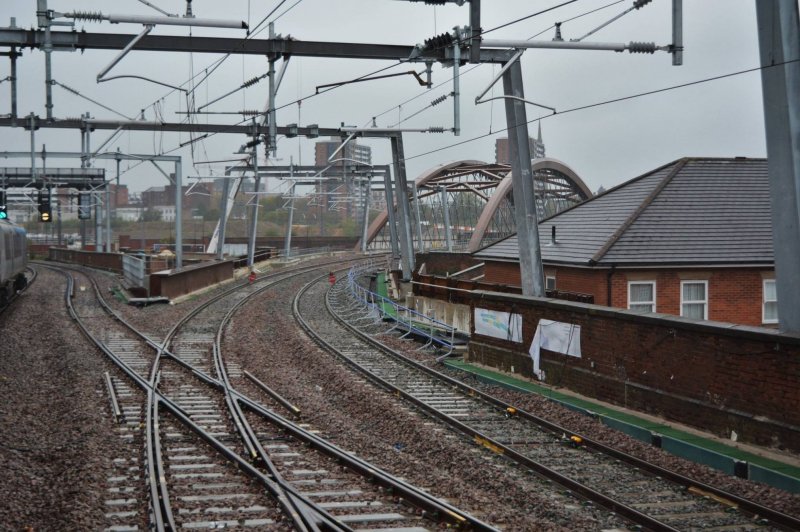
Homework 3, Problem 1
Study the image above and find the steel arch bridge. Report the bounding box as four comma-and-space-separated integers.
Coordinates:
361, 158, 592, 254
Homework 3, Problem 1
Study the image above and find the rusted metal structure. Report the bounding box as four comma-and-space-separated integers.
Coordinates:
361, 158, 591, 254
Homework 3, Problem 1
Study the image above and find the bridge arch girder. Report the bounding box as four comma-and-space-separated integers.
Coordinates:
467, 157, 591, 252
362, 158, 590, 254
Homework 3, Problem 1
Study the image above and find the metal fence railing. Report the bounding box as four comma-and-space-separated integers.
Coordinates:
342, 264, 457, 356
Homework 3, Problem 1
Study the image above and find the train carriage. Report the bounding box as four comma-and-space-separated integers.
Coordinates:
0, 220, 28, 304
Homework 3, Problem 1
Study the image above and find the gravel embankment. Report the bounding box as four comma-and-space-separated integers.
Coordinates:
376, 310, 800, 519
224, 276, 623, 530
6, 260, 797, 531
0, 268, 122, 530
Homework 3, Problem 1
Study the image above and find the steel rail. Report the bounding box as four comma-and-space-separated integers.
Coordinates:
295, 279, 792, 531
330, 275, 800, 531
148, 372, 176, 531
302, 272, 800, 532
51, 264, 342, 531
71, 259, 377, 530
154, 257, 487, 530
79, 259, 494, 531
129, 259, 352, 532
51, 266, 172, 530
210, 281, 335, 532
103, 371, 123, 423
296, 273, 675, 531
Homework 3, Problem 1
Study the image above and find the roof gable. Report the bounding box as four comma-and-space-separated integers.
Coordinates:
474, 158, 773, 267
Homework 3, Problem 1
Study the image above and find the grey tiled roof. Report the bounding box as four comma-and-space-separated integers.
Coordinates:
474, 158, 773, 267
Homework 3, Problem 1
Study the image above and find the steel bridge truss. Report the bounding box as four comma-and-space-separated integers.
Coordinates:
362, 158, 591, 254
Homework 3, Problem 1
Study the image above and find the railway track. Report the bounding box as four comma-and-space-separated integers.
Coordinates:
293, 268, 800, 532
56, 259, 494, 531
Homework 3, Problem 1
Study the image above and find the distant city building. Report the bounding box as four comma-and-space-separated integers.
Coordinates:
495, 122, 545, 164
239, 180, 266, 194
154, 205, 176, 222
141, 181, 213, 212
115, 206, 143, 222
141, 186, 170, 207
109, 184, 129, 208
315, 137, 372, 166
314, 137, 373, 216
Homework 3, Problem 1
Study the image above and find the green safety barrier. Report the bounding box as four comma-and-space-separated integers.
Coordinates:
443, 358, 800, 493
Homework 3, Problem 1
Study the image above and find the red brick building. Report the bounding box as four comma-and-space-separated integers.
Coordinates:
141, 182, 213, 211
474, 158, 778, 327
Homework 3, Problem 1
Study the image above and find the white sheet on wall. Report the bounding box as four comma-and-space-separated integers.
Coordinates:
474, 308, 523, 343
528, 319, 581, 380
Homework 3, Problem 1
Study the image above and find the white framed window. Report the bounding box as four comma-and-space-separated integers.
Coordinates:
763, 279, 778, 324
681, 280, 708, 320
628, 281, 656, 312
545, 276, 556, 291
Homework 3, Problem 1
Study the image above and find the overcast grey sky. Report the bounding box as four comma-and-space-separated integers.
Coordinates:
0, 0, 769, 195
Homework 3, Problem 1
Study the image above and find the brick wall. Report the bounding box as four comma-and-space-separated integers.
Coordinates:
150, 260, 233, 299
484, 261, 522, 287
49, 247, 124, 272
466, 290, 800, 452
552, 268, 608, 304
609, 268, 772, 327
484, 260, 774, 327
415, 252, 480, 277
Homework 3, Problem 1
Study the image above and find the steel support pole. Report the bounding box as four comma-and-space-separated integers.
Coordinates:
105, 181, 112, 252
174, 160, 183, 268
95, 190, 102, 250
284, 162, 295, 259
247, 148, 261, 269
216, 176, 231, 260
109, 155, 120, 252
29, 114, 36, 183
38, 0, 54, 120
56, 198, 62, 245
383, 169, 400, 264
83, 121, 103, 250
469, 0, 481, 64
672, 0, 683, 66
9, 48, 18, 120
441, 186, 453, 251
390, 134, 415, 279
44, 28, 53, 120
360, 177, 371, 253
756, 0, 800, 333
453, 30, 461, 136
411, 181, 424, 251
502, 61, 545, 297
268, 23, 277, 157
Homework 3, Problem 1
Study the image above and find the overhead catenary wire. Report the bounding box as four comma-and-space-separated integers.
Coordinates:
364, 0, 626, 128
480, 0, 581, 37
389, 92, 452, 128
117, 56, 793, 187
53, 80, 135, 120
128, 0, 299, 124
77, 0, 600, 154
127, 0, 582, 143
186, 0, 292, 97
274, 0, 588, 118
116, 0, 659, 179
402, 58, 800, 163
